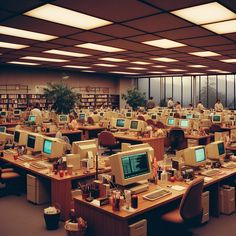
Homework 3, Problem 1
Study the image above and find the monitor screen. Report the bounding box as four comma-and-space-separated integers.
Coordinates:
122, 152, 150, 180
28, 115, 36, 122
195, 148, 206, 163
167, 118, 174, 125
100, 112, 104, 117
43, 139, 52, 154
1, 111, 6, 116
130, 120, 138, 130
186, 114, 193, 119
59, 115, 68, 122
126, 112, 131, 117
13, 110, 20, 115
27, 135, 36, 149
193, 114, 200, 119
151, 115, 157, 120
169, 112, 173, 117
229, 116, 235, 121
79, 113, 85, 120
116, 119, 125, 128
212, 115, 221, 122
218, 142, 225, 155
14, 131, 20, 143
0, 126, 6, 132
180, 120, 189, 128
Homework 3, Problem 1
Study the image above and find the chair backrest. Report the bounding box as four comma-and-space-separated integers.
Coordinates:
156, 121, 165, 129
98, 131, 116, 146
169, 127, 187, 150
146, 119, 155, 127
87, 116, 95, 125
137, 115, 145, 121
209, 124, 222, 133
174, 113, 180, 118
180, 178, 204, 223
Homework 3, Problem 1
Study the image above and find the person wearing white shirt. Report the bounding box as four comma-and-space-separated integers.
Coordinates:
30, 103, 43, 125
167, 97, 174, 109
196, 101, 204, 111
214, 99, 223, 112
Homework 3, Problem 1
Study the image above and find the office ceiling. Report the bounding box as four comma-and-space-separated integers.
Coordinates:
0, 0, 236, 77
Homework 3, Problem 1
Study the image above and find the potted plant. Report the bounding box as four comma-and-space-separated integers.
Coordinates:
44, 82, 80, 114
122, 88, 147, 111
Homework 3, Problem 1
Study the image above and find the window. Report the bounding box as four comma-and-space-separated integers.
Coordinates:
208, 75, 217, 108
173, 77, 182, 105
182, 76, 192, 107
217, 75, 226, 107
226, 74, 235, 109
150, 77, 161, 105
138, 78, 149, 100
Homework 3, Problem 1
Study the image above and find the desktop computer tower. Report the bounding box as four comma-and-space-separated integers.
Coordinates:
220, 186, 235, 215
27, 174, 49, 204
129, 219, 147, 236
201, 191, 209, 224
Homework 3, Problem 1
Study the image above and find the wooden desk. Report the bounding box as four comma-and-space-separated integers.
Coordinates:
185, 134, 213, 146
74, 169, 236, 236
78, 125, 105, 140
0, 154, 110, 221
113, 133, 165, 161
1, 122, 22, 128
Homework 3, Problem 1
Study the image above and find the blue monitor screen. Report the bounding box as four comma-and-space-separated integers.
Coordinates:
122, 152, 150, 179
218, 142, 225, 155
0, 126, 6, 132
167, 118, 174, 125
186, 114, 193, 119
43, 139, 52, 154
213, 115, 221, 122
79, 114, 85, 120
195, 148, 206, 163
180, 120, 189, 128
116, 119, 125, 127
130, 121, 138, 129
59, 115, 67, 121
1, 111, 6, 116
28, 116, 36, 122
27, 135, 36, 149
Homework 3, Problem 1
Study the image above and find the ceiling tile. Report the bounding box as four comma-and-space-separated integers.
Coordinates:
0, 34, 37, 45
49, 38, 82, 46
68, 31, 113, 42
54, 0, 159, 22
127, 34, 161, 42
224, 32, 236, 41
124, 13, 192, 33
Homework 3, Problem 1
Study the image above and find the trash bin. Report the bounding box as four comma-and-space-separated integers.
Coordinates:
44, 209, 60, 230
64, 220, 86, 236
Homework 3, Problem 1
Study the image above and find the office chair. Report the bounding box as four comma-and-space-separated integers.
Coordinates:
98, 131, 120, 155
156, 121, 165, 129
146, 119, 156, 128
0, 167, 21, 196
174, 113, 181, 118
87, 116, 95, 125
209, 124, 222, 133
167, 127, 187, 154
137, 115, 145, 121
160, 178, 204, 236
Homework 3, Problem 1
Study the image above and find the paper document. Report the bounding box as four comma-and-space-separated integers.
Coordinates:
171, 185, 186, 191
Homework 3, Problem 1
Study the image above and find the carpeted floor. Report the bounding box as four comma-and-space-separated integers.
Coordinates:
1, 194, 236, 236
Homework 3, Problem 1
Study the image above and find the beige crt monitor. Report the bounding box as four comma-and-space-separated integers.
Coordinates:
13, 130, 30, 146
129, 120, 146, 132
111, 118, 129, 129
109, 148, 152, 187
0, 132, 13, 142
206, 141, 226, 160
26, 133, 44, 152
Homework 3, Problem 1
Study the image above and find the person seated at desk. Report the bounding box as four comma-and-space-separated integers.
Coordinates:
188, 103, 194, 110
147, 96, 156, 109
214, 99, 224, 112
167, 97, 174, 109
69, 115, 79, 130
196, 101, 204, 112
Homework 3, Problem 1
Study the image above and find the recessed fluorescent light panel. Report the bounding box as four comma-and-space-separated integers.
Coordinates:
152, 65, 167, 68
81, 70, 95, 73
127, 67, 147, 70
63, 65, 91, 69
167, 69, 186, 72
8, 61, 40, 65
172, 2, 236, 25
188, 65, 207, 68
203, 19, 236, 34
21, 56, 68, 62
110, 71, 139, 75
188, 72, 205, 75
76, 43, 125, 52
44, 49, 90, 57
189, 51, 220, 57
151, 57, 178, 62
0, 26, 57, 41
94, 63, 117, 67
0, 41, 28, 49
24, 4, 112, 30
131, 61, 151, 65
220, 59, 236, 63
99, 57, 127, 62
149, 71, 166, 74
143, 39, 186, 48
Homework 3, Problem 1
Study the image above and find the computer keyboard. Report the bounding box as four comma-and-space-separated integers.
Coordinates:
222, 162, 236, 169
200, 169, 222, 177
30, 162, 48, 169
18, 155, 34, 161
143, 188, 172, 201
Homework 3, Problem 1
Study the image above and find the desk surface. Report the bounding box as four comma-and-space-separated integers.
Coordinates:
113, 133, 164, 142
77, 125, 106, 131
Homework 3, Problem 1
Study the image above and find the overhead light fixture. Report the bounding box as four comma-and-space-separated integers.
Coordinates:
189, 51, 221, 57
149, 71, 166, 74
151, 57, 178, 62
188, 64, 207, 68
127, 67, 147, 70
188, 72, 205, 75
110, 71, 139, 75
152, 65, 167, 68
167, 69, 186, 72
76, 43, 125, 52
81, 70, 95, 73
172, 2, 236, 25
208, 69, 221, 72
99, 57, 127, 62
0, 41, 28, 49
203, 19, 236, 34
44, 49, 90, 57
7, 61, 40, 65
94, 63, 117, 67
220, 58, 236, 63
63, 65, 91, 69
21, 56, 68, 62
24, 4, 112, 30
0, 26, 57, 41
218, 70, 230, 73
131, 61, 151, 65
143, 38, 186, 48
